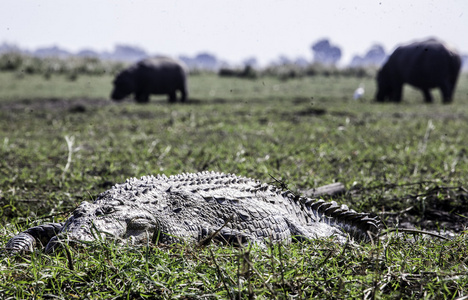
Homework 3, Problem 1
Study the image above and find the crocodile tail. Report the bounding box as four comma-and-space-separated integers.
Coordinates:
303, 198, 381, 241
6, 222, 64, 253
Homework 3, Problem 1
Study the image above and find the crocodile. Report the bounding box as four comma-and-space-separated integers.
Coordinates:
6, 171, 380, 253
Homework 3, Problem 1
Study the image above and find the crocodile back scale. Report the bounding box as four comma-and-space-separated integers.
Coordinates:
6, 171, 380, 253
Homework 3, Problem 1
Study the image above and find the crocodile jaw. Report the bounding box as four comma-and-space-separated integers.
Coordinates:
45, 201, 159, 252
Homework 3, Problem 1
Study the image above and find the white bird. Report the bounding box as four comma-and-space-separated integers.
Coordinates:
353, 84, 365, 100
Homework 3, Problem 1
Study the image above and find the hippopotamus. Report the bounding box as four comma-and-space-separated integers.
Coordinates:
376, 39, 461, 103
111, 56, 188, 103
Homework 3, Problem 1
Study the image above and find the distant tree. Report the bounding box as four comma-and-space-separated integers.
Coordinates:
461, 54, 468, 72
277, 55, 292, 65
76, 49, 100, 58
268, 55, 309, 68
350, 44, 387, 67
110, 44, 148, 62
178, 55, 192, 66
33, 46, 71, 59
0, 42, 21, 54
311, 39, 342, 66
242, 57, 258, 68
194, 53, 218, 70
365, 44, 386, 63
178, 52, 221, 71
294, 57, 309, 67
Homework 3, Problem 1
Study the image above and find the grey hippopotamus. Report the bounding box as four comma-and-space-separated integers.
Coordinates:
376, 39, 461, 103
111, 57, 188, 103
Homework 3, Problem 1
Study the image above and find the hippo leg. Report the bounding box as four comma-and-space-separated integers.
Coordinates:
135, 92, 150, 103
180, 89, 187, 102
391, 85, 403, 102
422, 89, 434, 103
375, 96, 385, 103
168, 91, 177, 103
440, 82, 454, 104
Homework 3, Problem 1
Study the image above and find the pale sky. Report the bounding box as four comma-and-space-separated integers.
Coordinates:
1, 0, 467, 66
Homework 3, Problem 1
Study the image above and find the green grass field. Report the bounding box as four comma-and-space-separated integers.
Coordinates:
1, 71, 468, 298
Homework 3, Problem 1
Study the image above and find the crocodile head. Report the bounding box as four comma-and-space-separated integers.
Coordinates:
44, 200, 161, 253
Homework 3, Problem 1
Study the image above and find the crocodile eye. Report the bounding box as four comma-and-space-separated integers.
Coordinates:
95, 206, 115, 216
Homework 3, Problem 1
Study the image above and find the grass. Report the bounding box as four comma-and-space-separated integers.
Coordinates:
0, 71, 468, 298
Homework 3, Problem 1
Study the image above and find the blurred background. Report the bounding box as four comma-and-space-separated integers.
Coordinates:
0, 0, 466, 75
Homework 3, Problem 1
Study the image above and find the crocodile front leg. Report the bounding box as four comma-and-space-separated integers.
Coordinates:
6, 223, 64, 253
